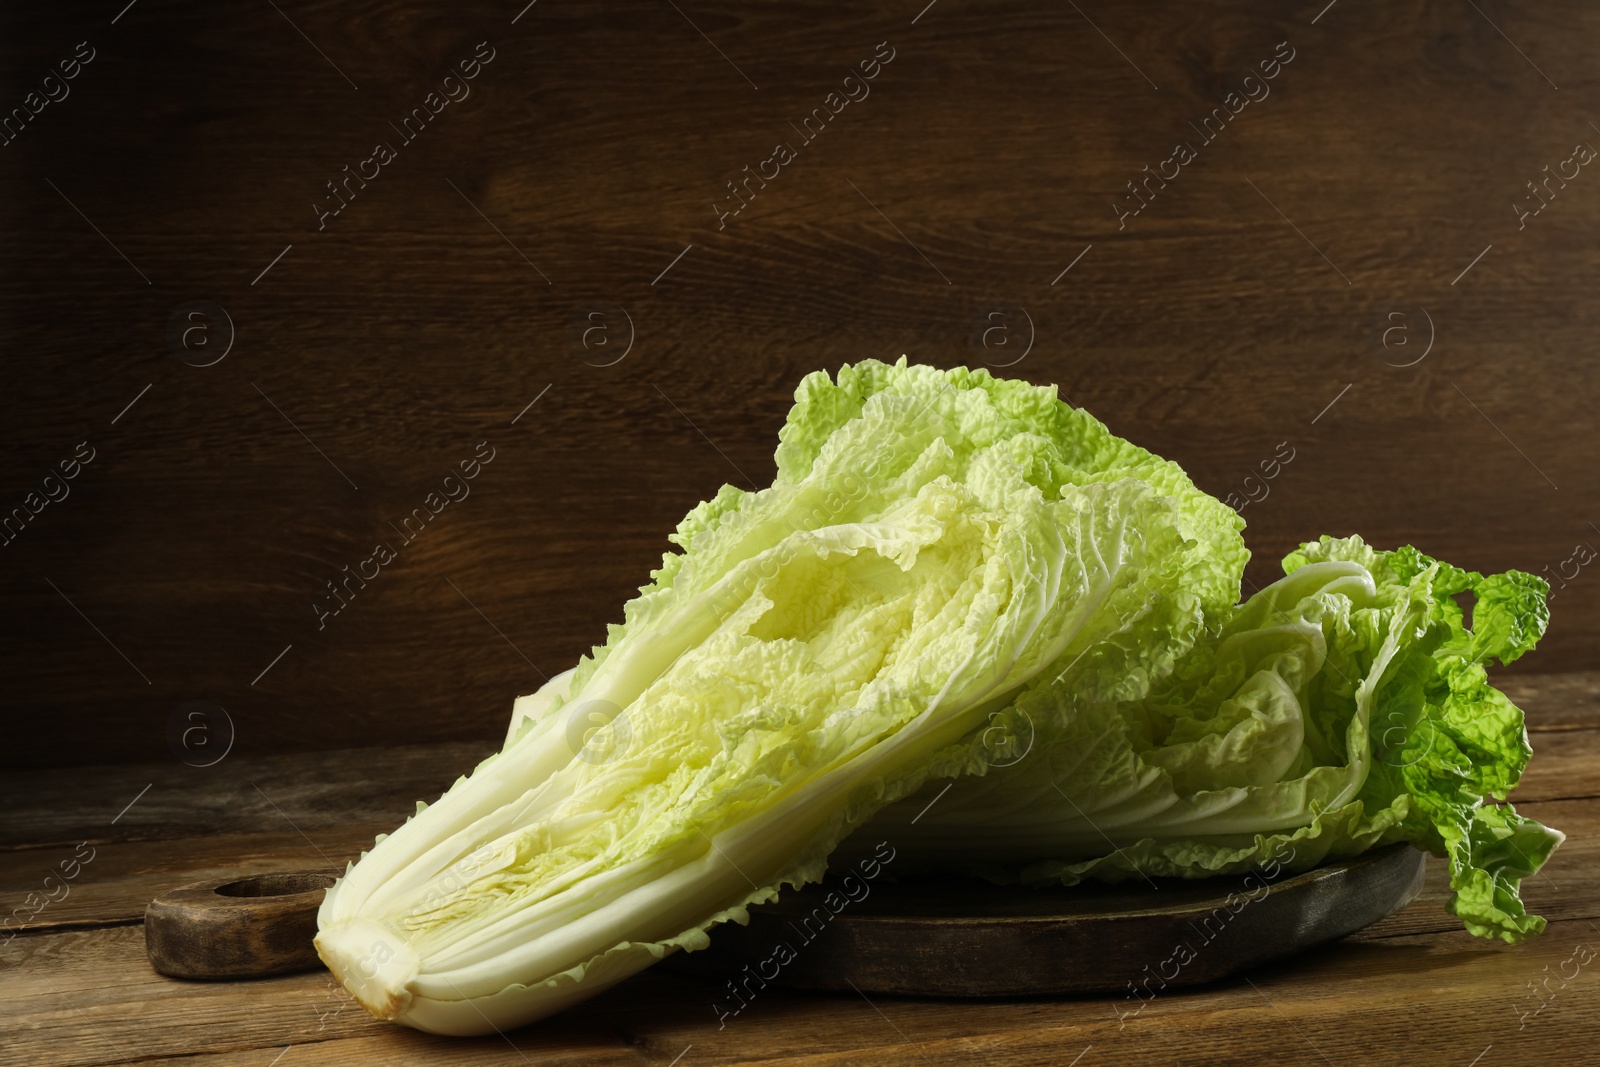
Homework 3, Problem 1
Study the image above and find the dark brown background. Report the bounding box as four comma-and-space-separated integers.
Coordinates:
4, 0, 1596, 771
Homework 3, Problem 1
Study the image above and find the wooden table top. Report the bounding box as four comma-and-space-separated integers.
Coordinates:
4, 671, 1597, 1067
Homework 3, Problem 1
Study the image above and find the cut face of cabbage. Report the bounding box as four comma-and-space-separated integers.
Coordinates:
317, 360, 1244, 1034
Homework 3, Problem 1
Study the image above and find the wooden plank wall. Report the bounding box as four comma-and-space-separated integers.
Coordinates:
3, 1, 1597, 768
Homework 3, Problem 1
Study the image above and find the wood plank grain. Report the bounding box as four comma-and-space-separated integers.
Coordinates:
4, 913, 1595, 1067
0, 741, 489, 850
0, 925, 389, 1067
4, 0, 1600, 768
1517, 733, 1600, 802
2, 830, 374, 937
0, 771, 1588, 1067
1505, 672, 1600, 733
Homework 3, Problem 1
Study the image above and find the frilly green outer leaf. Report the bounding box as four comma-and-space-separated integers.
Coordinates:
875, 535, 1560, 943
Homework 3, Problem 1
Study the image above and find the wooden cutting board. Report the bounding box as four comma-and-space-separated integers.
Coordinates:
663, 845, 1427, 997
144, 847, 1425, 997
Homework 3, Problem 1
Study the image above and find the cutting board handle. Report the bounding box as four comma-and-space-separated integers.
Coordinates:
145, 869, 340, 979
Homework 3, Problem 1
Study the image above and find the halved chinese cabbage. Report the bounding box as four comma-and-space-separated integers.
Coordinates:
318, 360, 1243, 1034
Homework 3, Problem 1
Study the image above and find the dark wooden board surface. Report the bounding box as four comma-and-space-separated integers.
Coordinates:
1, 671, 1597, 1066
4, 1, 1600, 769
665, 845, 1428, 997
